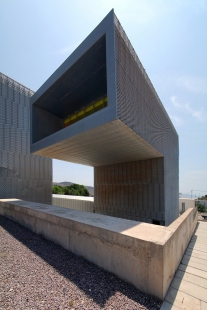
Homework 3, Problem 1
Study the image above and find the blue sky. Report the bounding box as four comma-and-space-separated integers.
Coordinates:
0, 0, 206, 197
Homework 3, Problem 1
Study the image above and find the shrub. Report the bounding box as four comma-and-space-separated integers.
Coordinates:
52, 183, 89, 196
52, 185, 64, 194
197, 204, 206, 213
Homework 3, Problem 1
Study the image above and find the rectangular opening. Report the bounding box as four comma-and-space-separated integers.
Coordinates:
32, 35, 107, 143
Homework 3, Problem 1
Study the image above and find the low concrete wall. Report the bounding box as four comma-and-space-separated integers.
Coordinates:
52, 194, 94, 213
163, 206, 198, 296
0, 199, 197, 300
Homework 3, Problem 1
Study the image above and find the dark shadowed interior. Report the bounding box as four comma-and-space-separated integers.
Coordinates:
34, 35, 107, 119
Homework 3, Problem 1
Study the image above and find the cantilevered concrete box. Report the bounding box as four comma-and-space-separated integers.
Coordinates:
31, 10, 179, 226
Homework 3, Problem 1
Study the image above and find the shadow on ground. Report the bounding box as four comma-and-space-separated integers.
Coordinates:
0, 215, 161, 309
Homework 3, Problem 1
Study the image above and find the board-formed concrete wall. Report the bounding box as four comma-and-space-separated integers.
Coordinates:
0, 199, 197, 300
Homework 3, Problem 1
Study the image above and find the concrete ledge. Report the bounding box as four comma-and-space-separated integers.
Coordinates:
0, 199, 197, 300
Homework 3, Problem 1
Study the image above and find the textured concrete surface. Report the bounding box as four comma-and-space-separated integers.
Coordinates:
0, 199, 197, 300
0, 216, 162, 309
161, 221, 207, 309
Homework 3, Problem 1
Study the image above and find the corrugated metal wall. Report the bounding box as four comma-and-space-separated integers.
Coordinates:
94, 158, 164, 223
52, 195, 94, 212
0, 72, 52, 204
94, 15, 179, 226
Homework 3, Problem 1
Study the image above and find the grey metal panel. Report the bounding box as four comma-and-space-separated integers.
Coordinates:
32, 105, 63, 143
30, 9, 115, 107
114, 14, 179, 225
31, 105, 117, 155
31, 10, 117, 153
94, 158, 164, 223
0, 72, 52, 204
52, 195, 94, 213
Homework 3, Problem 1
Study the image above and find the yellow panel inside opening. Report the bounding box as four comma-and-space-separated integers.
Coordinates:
64, 97, 107, 128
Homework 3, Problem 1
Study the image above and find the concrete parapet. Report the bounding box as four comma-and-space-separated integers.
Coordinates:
0, 199, 197, 300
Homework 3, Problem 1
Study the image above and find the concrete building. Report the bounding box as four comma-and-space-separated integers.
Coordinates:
179, 198, 195, 213
0, 72, 52, 203
31, 10, 179, 225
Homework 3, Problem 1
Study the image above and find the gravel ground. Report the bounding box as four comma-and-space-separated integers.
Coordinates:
0, 216, 162, 310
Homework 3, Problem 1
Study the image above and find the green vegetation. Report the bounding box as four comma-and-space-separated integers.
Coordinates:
52, 185, 64, 194
198, 194, 207, 200
196, 194, 207, 213
52, 183, 89, 196
197, 203, 207, 213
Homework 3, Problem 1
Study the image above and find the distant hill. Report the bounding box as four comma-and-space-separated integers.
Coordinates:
53, 182, 94, 196
53, 181, 73, 187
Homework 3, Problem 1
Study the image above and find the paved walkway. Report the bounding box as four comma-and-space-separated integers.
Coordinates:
161, 221, 207, 310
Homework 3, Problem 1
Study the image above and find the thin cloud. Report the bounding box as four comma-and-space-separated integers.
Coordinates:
53, 42, 81, 55
177, 75, 207, 94
170, 96, 206, 122
170, 115, 183, 127
184, 103, 205, 122
170, 96, 182, 109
